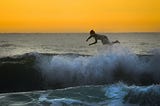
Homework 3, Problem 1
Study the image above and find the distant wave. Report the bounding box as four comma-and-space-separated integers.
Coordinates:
0, 45, 160, 93
0, 44, 16, 47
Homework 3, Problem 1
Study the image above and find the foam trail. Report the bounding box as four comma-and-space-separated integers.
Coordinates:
36, 45, 160, 87
39, 96, 86, 106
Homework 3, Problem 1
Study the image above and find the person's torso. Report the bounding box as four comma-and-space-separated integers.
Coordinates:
94, 34, 108, 40
94, 34, 111, 44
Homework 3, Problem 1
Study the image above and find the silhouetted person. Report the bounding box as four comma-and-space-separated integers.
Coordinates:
86, 30, 120, 46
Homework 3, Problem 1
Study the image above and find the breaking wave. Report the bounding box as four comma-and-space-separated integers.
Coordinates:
37, 45, 160, 87
0, 45, 160, 93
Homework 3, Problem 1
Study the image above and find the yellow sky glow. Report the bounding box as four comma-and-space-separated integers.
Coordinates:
0, 0, 160, 32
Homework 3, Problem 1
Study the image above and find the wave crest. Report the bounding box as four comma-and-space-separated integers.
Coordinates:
37, 45, 160, 87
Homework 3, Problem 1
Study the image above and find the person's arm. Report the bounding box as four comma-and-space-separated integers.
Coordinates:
86, 35, 92, 42
89, 38, 97, 46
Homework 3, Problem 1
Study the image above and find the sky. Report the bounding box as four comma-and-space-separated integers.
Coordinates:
0, 0, 160, 33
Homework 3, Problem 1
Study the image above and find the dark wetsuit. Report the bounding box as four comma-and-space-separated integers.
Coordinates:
86, 33, 111, 45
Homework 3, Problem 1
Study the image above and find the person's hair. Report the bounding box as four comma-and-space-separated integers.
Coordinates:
90, 30, 95, 34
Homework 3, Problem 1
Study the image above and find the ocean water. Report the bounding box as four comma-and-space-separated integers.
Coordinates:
0, 33, 160, 105
0, 33, 160, 57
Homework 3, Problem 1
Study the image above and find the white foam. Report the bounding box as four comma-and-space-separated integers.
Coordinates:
105, 83, 127, 99
39, 94, 88, 106
36, 45, 160, 86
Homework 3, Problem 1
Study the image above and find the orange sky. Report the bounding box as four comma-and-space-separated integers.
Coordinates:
0, 0, 160, 32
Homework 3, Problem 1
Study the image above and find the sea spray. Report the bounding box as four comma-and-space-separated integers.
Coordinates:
37, 45, 160, 87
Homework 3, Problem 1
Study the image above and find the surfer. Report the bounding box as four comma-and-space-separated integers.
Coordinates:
86, 30, 120, 46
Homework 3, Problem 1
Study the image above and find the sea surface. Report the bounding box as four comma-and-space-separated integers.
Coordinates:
0, 33, 160, 106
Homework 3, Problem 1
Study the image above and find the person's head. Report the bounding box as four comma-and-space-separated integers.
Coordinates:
90, 30, 95, 35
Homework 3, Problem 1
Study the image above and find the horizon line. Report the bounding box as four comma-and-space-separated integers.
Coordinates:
0, 32, 160, 34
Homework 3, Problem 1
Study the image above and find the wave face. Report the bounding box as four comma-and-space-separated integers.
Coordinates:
0, 45, 160, 93
0, 83, 160, 106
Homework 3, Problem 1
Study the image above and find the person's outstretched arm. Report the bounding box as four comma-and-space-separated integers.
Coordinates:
89, 38, 97, 46
86, 35, 92, 42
